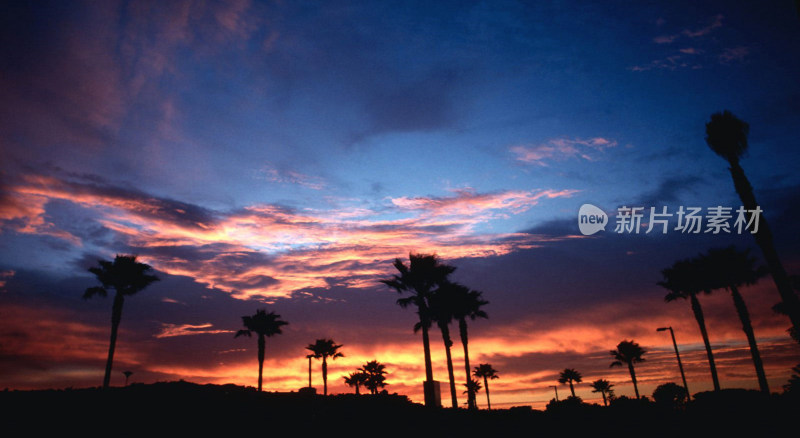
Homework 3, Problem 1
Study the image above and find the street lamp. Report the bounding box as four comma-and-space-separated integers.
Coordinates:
549, 385, 559, 401
657, 326, 690, 399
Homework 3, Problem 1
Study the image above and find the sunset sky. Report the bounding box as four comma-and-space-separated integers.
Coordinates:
2, 0, 800, 408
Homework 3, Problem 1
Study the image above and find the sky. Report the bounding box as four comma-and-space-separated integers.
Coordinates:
1, 0, 800, 408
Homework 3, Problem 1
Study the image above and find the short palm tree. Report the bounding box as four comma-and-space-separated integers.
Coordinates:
463, 378, 482, 406
343, 371, 368, 395
381, 253, 456, 407
610, 340, 646, 399
590, 379, 614, 406
361, 360, 388, 394
658, 258, 721, 391
306, 338, 344, 396
448, 283, 489, 410
705, 110, 800, 342
558, 368, 583, 398
85, 255, 159, 389
235, 309, 288, 391
122, 371, 133, 387
473, 364, 499, 410
704, 246, 770, 393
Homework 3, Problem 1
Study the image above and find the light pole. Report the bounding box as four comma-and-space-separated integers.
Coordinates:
657, 326, 690, 399
550, 385, 559, 402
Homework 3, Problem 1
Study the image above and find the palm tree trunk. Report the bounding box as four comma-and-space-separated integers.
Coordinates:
569, 380, 575, 398
103, 293, 124, 389
440, 323, 458, 408
307, 356, 312, 388
483, 376, 491, 410
730, 285, 770, 393
257, 334, 265, 392
459, 318, 476, 409
355, 383, 360, 395
729, 161, 800, 342
420, 310, 436, 406
628, 363, 639, 399
690, 293, 721, 391
322, 357, 328, 396
602, 391, 607, 406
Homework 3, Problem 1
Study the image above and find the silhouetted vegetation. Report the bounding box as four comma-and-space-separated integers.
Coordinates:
558, 368, 582, 398
705, 110, 800, 343
84, 255, 159, 389
610, 340, 646, 399
473, 363, 498, 410
306, 338, 344, 396
235, 309, 288, 391
590, 379, 614, 406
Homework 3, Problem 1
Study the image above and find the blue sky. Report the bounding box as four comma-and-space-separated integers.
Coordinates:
1, 0, 799, 405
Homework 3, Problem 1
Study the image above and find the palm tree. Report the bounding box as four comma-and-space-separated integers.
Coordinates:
610, 340, 646, 399
704, 246, 770, 393
381, 253, 456, 407
306, 338, 344, 396
463, 378, 482, 406
705, 110, 800, 341
448, 283, 489, 410
343, 371, 367, 395
361, 360, 388, 394
590, 379, 614, 406
122, 371, 133, 387
427, 283, 459, 408
473, 364, 498, 410
658, 258, 721, 391
558, 368, 583, 398
85, 255, 159, 389
235, 309, 288, 392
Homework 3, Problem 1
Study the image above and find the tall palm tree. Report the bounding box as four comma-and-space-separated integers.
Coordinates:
361, 360, 388, 394
658, 258, 721, 391
235, 309, 288, 392
704, 246, 770, 393
85, 255, 159, 389
343, 371, 367, 395
473, 364, 498, 410
381, 253, 456, 407
590, 379, 614, 406
448, 283, 489, 410
610, 340, 646, 399
427, 284, 459, 408
306, 338, 344, 396
558, 368, 583, 398
705, 110, 800, 342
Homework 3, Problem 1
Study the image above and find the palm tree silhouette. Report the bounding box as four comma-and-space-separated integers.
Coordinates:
381, 253, 456, 406
122, 370, 133, 387
427, 283, 459, 408
343, 371, 367, 395
473, 364, 498, 410
463, 378, 482, 405
590, 379, 614, 406
84, 255, 159, 389
235, 309, 288, 392
610, 340, 646, 399
558, 368, 583, 398
705, 110, 800, 341
704, 246, 770, 393
447, 283, 488, 410
306, 338, 344, 396
658, 258, 721, 391
361, 360, 388, 394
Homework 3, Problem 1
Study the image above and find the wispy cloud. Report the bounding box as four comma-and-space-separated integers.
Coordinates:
258, 165, 325, 190
653, 14, 724, 44
155, 323, 234, 339
511, 137, 617, 166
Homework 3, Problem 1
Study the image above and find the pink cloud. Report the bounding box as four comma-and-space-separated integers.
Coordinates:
155, 323, 234, 339
511, 137, 618, 166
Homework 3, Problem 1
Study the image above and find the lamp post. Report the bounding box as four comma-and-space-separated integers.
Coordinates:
657, 326, 690, 399
550, 385, 559, 402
